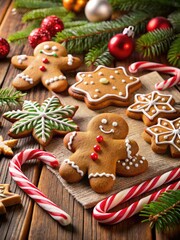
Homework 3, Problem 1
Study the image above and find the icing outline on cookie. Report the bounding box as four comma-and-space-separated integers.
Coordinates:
127, 91, 177, 120
64, 159, 84, 176
67, 132, 77, 150
88, 172, 116, 180
146, 118, 180, 151
71, 65, 140, 103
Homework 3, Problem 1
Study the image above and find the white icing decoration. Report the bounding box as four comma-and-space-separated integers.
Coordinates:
45, 75, 66, 85
98, 72, 103, 76
67, 132, 77, 150
129, 77, 133, 80
134, 163, 139, 167
125, 159, 129, 162
146, 117, 180, 151
122, 162, 126, 166
99, 78, 109, 84
101, 119, 108, 124
52, 46, 58, 51
88, 172, 116, 181
67, 54, 73, 65
84, 82, 88, 85
139, 160, 143, 164
119, 92, 123, 96
17, 55, 27, 64
17, 73, 33, 84
90, 81, 94, 85
81, 74, 86, 77
127, 91, 176, 120
64, 159, 84, 176
72, 65, 140, 102
95, 89, 100, 92
122, 79, 126, 83
126, 166, 130, 170
125, 139, 132, 159
99, 125, 114, 134
115, 70, 119, 74
129, 162, 133, 165
41, 49, 56, 56
112, 121, 118, 127
88, 74, 92, 77
44, 45, 50, 50
94, 94, 98, 98
110, 75, 114, 79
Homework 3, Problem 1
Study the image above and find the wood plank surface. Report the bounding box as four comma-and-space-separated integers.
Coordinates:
0, 1, 180, 240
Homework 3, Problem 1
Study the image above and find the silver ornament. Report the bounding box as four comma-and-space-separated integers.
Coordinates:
85, 0, 112, 22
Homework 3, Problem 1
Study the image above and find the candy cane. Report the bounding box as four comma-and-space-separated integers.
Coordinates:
93, 167, 180, 224
129, 61, 180, 90
9, 149, 71, 226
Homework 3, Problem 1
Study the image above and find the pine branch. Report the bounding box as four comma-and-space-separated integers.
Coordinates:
56, 11, 152, 54
14, 0, 60, 9
168, 11, 180, 32
8, 21, 40, 43
136, 28, 175, 58
0, 88, 26, 110
140, 190, 180, 232
22, 7, 75, 22
85, 42, 114, 67
168, 36, 180, 67
64, 21, 88, 29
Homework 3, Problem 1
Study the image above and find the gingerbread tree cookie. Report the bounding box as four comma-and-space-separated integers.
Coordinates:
0, 184, 21, 214
143, 117, 180, 158
3, 96, 79, 147
0, 135, 18, 156
126, 91, 179, 126
59, 113, 148, 193
11, 41, 81, 92
69, 65, 141, 109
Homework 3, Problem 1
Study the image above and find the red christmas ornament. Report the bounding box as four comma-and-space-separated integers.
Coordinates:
28, 28, 51, 49
96, 135, 104, 143
147, 17, 172, 32
90, 152, 98, 161
41, 15, 64, 37
0, 37, 10, 58
94, 145, 101, 152
108, 26, 134, 60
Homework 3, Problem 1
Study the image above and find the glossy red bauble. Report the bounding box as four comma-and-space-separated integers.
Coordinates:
28, 28, 51, 49
0, 37, 10, 58
41, 15, 64, 37
108, 33, 134, 60
146, 17, 172, 32
90, 152, 98, 161
96, 135, 104, 143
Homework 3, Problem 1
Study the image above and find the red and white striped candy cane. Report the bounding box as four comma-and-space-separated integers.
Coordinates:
93, 167, 180, 224
9, 149, 71, 226
129, 61, 180, 90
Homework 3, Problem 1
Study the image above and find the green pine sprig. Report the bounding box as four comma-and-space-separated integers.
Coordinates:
140, 190, 180, 232
85, 42, 114, 67
0, 88, 26, 109
136, 28, 175, 58
168, 11, 180, 32
14, 0, 60, 9
168, 35, 180, 67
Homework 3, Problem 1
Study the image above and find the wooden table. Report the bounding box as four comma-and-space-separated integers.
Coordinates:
0, 1, 180, 239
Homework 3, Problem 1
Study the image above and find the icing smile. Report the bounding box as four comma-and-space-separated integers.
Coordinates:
99, 125, 114, 134
40, 50, 57, 56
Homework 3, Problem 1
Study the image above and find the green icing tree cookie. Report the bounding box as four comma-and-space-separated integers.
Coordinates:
3, 96, 79, 146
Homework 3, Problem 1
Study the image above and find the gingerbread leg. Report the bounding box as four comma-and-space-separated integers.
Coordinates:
59, 153, 88, 183
89, 176, 115, 193
12, 67, 42, 90
41, 70, 68, 93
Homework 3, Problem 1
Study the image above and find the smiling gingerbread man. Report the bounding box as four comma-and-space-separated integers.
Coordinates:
11, 41, 81, 92
59, 113, 148, 193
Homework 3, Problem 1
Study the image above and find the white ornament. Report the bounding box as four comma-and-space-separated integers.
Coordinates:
85, 0, 112, 22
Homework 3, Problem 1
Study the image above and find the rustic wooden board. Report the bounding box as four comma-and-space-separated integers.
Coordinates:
46, 71, 180, 209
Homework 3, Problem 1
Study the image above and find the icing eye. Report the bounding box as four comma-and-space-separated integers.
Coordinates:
52, 46, 58, 51
112, 121, 118, 127
44, 45, 50, 50
101, 119, 108, 124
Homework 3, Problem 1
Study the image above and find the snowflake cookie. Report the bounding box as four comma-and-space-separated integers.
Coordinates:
142, 117, 180, 158
3, 96, 79, 146
68, 65, 141, 109
59, 113, 148, 193
126, 91, 179, 126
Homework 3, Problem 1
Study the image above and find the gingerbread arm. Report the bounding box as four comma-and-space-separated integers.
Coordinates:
11, 55, 35, 70
115, 139, 139, 160
58, 55, 81, 71
63, 131, 84, 152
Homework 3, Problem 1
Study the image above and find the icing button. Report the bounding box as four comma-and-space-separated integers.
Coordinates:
39, 66, 46, 72
42, 58, 49, 64
126, 166, 130, 170
90, 152, 98, 161
94, 145, 101, 152
96, 135, 103, 143
99, 78, 109, 85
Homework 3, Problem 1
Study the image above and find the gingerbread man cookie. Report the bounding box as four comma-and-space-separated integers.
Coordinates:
59, 113, 148, 193
3, 96, 79, 147
126, 91, 180, 126
11, 41, 81, 92
68, 65, 141, 109
142, 117, 180, 158
0, 184, 21, 214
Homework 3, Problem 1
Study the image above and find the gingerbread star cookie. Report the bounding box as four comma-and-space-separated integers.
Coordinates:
0, 184, 21, 214
69, 65, 141, 109
0, 135, 18, 156
126, 91, 180, 126
3, 96, 79, 147
11, 41, 81, 93
142, 117, 180, 158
